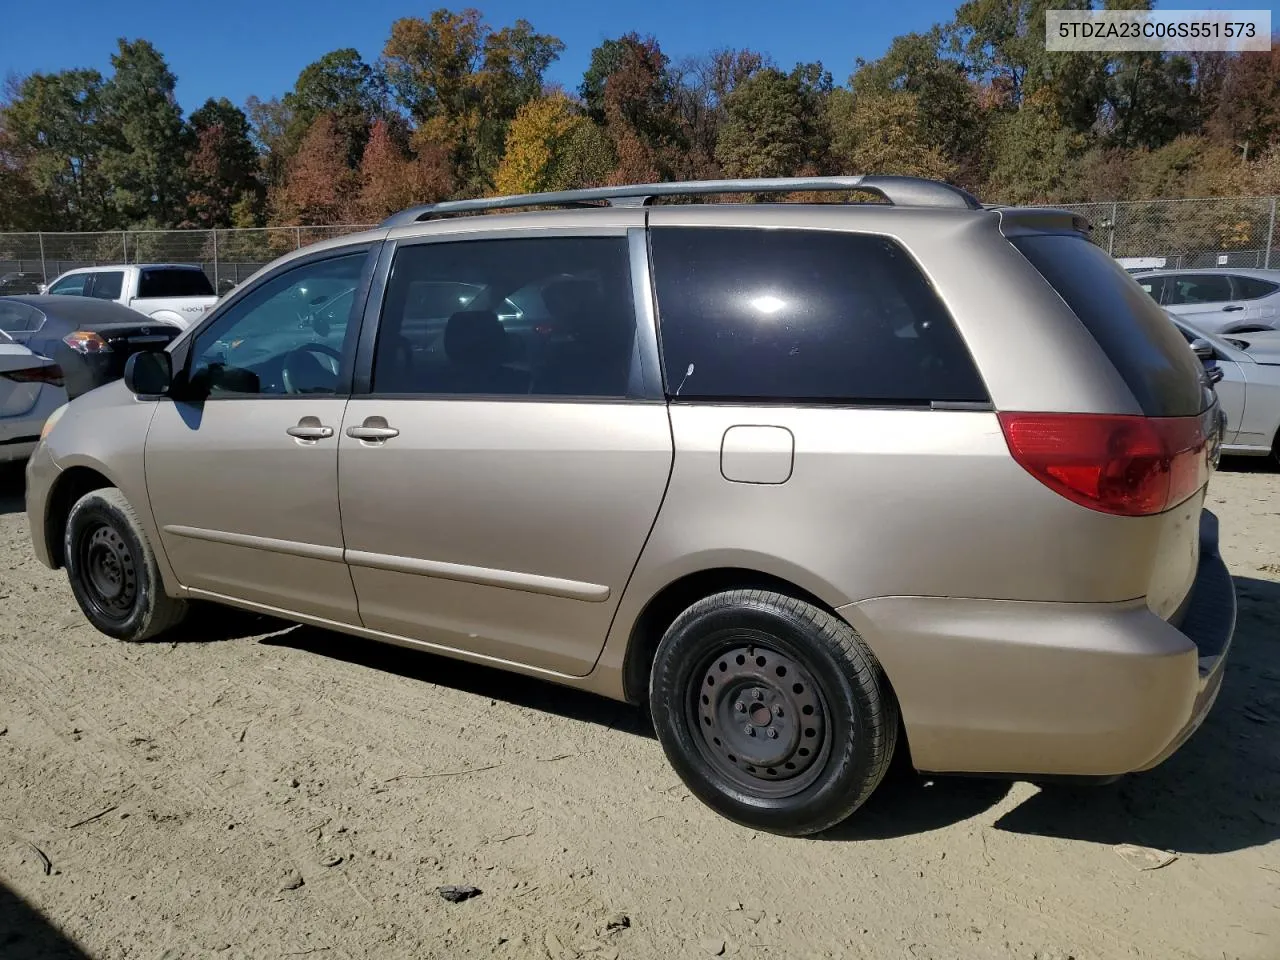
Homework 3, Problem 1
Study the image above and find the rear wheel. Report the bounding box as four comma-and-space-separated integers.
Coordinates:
649, 589, 897, 836
64, 487, 188, 641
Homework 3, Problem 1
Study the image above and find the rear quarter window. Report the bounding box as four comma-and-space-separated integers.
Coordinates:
649, 227, 987, 405
1232, 276, 1279, 300
1011, 235, 1206, 417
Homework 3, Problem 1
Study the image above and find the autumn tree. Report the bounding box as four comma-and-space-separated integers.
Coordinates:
100, 39, 189, 226
1210, 44, 1280, 159
271, 114, 358, 225
284, 49, 389, 167
382, 8, 563, 194
828, 89, 955, 181
184, 98, 261, 228
493, 93, 595, 194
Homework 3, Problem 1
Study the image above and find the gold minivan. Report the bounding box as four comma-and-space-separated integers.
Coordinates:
26, 177, 1235, 835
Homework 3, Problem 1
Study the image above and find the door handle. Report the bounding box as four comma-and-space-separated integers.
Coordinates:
1222, 305, 1244, 312
346, 416, 399, 442
286, 417, 334, 441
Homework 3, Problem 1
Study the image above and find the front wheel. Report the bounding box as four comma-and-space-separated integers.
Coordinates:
64, 487, 188, 641
649, 589, 898, 836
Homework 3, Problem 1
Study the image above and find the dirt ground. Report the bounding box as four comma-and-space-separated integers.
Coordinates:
1, 463, 1277, 960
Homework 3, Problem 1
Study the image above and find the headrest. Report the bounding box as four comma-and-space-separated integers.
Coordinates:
444, 310, 507, 367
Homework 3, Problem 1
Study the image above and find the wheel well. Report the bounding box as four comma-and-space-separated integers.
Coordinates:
621, 568, 834, 704
45, 467, 112, 568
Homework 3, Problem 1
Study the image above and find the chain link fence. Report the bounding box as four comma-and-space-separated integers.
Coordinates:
0, 224, 374, 293
1037, 196, 1279, 270
1, 196, 1278, 291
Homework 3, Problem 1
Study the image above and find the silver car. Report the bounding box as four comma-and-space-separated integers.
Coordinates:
1134, 267, 1280, 334
1171, 315, 1280, 464
25, 176, 1236, 836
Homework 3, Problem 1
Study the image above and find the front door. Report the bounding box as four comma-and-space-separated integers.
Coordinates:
338, 223, 673, 676
145, 248, 372, 624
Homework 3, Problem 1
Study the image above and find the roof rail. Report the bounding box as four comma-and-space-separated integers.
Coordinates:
379, 175, 983, 228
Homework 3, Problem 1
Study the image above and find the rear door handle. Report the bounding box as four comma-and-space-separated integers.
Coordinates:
346, 416, 399, 442
286, 417, 334, 441
1222, 305, 1244, 312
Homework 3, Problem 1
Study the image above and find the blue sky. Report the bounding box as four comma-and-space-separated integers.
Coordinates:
0, 0, 1260, 114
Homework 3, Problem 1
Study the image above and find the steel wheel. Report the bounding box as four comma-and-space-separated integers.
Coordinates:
77, 522, 139, 622
691, 640, 832, 798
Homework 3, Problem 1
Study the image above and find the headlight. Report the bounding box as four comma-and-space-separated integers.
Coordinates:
40, 402, 69, 440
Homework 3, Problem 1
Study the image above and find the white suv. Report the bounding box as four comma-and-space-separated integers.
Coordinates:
1133, 268, 1280, 334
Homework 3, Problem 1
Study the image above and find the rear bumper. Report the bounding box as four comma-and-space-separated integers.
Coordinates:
841, 509, 1235, 777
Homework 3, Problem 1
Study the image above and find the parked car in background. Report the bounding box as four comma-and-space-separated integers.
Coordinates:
0, 329, 65, 463
0, 296, 182, 461
26, 177, 1234, 837
1133, 268, 1280, 334
0, 272, 46, 295
1169, 314, 1280, 465
44, 264, 219, 329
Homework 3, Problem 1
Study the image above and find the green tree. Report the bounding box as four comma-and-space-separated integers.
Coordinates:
1, 69, 114, 229
716, 68, 823, 178
493, 93, 595, 195
100, 39, 189, 226
553, 120, 615, 190
982, 94, 1086, 203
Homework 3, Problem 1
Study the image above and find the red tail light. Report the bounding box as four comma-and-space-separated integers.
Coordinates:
998, 412, 1209, 517
63, 331, 112, 354
2, 363, 64, 386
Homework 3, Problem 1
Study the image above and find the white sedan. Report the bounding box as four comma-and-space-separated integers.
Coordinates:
1170, 316, 1280, 464
0, 330, 65, 463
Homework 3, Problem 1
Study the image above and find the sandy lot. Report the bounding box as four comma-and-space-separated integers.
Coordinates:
1, 463, 1277, 960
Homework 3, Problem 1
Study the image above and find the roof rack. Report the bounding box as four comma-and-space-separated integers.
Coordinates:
379, 175, 982, 228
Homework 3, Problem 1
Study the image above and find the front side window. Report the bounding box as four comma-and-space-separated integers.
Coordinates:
1231, 275, 1279, 300
87, 271, 124, 300
48, 274, 88, 296
189, 252, 366, 396
650, 227, 987, 404
372, 236, 636, 398
1164, 274, 1233, 305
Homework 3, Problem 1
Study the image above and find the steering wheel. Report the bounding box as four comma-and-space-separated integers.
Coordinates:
281, 342, 343, 395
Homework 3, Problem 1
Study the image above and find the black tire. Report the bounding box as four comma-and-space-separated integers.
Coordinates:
649, 589, 898, 836
63, 487, 188, 641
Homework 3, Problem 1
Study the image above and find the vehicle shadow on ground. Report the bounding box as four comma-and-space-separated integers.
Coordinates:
264, 626, 655, 739
990, 575, 1280, 854
0, 882, 91, 959
1218, 455, 1277, 474
0, 464, 25, 516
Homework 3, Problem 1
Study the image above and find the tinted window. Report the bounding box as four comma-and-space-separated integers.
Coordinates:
1135, 276, 1167, 302
1164, 274, 1232, 305
373, 237, 636, 398
1231, 275, 1279, 300
48, 274, 88, 296
0, 302, 44, 333
87, 271, 124, 300
190, 253, 365, 396
138, 268, 215, 298
1013, 236, 1205, 416
650, 227, 986, 404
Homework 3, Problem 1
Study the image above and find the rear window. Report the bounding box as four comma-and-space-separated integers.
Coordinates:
137, 268, 214, 299
1012, 236, 1206, 416
650, 227, 987, 405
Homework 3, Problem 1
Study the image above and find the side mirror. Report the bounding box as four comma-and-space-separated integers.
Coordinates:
123, 350, 172, 397
1189, 338, 1215, 362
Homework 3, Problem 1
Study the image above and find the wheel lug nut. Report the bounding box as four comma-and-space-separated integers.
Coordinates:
766, 728, 778, 739
772, 705, 783, 717
734, 701, 746, 713
752, 690, 764, 702
743, 725, 754, 736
